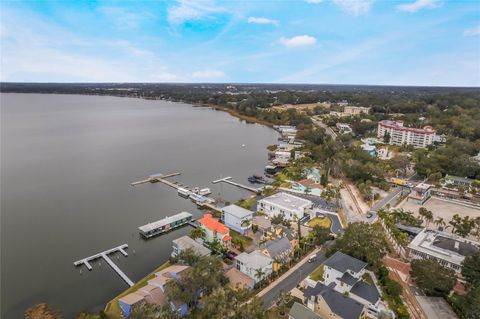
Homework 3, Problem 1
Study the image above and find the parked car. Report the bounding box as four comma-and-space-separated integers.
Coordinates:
226, 251, 238, 260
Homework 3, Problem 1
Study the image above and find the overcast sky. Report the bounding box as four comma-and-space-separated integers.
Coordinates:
1, 0, 479, 86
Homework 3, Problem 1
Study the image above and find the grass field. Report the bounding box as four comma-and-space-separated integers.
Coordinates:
104, 261, 171, 319
309, 264, 325, 282
307, 217, 332, 229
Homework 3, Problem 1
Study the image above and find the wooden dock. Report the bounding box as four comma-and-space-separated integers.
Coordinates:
73, 244, 134, 287
131, 172, 181, 186
212, 176, 261, 193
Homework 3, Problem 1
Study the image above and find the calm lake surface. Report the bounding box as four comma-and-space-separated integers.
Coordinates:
1, 93, 278, 318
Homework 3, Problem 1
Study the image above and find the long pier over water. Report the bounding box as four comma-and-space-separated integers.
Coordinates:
73, 244, 134, 287
212, 176, 261, 193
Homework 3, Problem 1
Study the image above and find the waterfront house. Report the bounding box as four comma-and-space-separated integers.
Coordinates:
171, 235, 211, 258
273, 151, 292, 166
291, 179, 322, 196
257, 192, 313, 221
303, 167, 321, 184
138, 212, 193, 238
304, 282, 365, 319
261, 237, 293, 271
119, 293, 145, 317
234, 250, 273, 284
288, 302, 323, 319
222, 204, 254, 235
198, 213, 232, 245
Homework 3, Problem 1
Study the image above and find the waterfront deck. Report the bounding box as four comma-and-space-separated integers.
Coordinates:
138, 212, 194, 238
130, 172, 181, 186
212, 176, 261, 193
73, 244, 134, 287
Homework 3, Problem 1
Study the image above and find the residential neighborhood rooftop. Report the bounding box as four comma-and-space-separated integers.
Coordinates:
263, 237, 292, 259
304, 282, 364, 319
172, 235, 211, 257
408, 229, 480, 265
222, 204, 254, 219
235, 250, 272, 270
198, 213, 229, 235
351, 281, 380, 305
260, 192, 312, 210
288, 302, 324, 319
324, 251, 368, 274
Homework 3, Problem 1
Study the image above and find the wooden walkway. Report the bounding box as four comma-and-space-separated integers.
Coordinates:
131, 172, 181, 186
73, 244, 134, 287
212, 176, 261, 193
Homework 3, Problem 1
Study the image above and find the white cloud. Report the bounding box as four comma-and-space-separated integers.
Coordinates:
99, 7, 153, 29
192, 70, 225, 78
280, 35, 317, 48
167, 0, 225, 25
247, 17, 279, 27
463, 25, 480, 37
305, 0, 323, 3
333, 0, 373, 16
397, 0, 440, 13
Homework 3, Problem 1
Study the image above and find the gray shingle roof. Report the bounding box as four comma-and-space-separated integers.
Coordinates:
304, 283, 364, 319
235, 250, 272, 269
324, 251, 367, 273
338, 272, 359, 286
264, 237, 292, 259
222, 204, 253, 219
288, 302, 323, 319
351, 281, 380, 305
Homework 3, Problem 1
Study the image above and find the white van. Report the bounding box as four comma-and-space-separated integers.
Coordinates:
308, 254, 317, 263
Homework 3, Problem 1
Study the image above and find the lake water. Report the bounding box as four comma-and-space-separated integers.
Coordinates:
1, 93, 278, 318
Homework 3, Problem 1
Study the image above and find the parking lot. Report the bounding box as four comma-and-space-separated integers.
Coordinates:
398, 197, 480, 230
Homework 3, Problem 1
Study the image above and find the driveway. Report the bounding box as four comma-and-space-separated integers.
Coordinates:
258, 242, 333, 308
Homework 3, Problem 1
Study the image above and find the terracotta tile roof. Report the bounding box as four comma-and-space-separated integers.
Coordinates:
225, 267, 255, 289
222, 235, 232, 242
198, 214, 230, 234
119, 293, 144, 305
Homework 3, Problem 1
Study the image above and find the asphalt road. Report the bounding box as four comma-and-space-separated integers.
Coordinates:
260, 242, 333, 308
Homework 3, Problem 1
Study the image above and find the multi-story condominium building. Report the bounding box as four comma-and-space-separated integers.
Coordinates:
343, 106, 370, 115
257, 192, 313, 220
408, 229, 480, 272
377, 120, 436, 148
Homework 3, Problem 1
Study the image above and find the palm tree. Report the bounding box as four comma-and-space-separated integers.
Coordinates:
276, 290, 292, 316
434, 217, 445, 230
241, 218, 251, 228
190, 227, 206, 240
254, 268, 266, 283
419, 207, 433, 228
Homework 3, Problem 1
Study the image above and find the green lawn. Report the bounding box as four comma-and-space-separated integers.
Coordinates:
230, 229, 253, 251
307, 217, 332, 229
362, 272, 374, 285
309, 264, 325, 281
104, 261, 171, 319
236, 197, 256, 210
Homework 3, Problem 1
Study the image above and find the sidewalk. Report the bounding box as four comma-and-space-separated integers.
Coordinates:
257, 246, 322, 298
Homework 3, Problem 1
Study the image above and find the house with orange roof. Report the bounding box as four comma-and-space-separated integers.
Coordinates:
198, 213, 231, 245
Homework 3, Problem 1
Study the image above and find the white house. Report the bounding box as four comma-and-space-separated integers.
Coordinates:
323, 252, 367, 292
408, 229, 480, 273
257, 192, 313, 221
235, 250, 273, 283
273, 151, 291, 166
322, 251, 381, 310
222, 204, 253, 235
